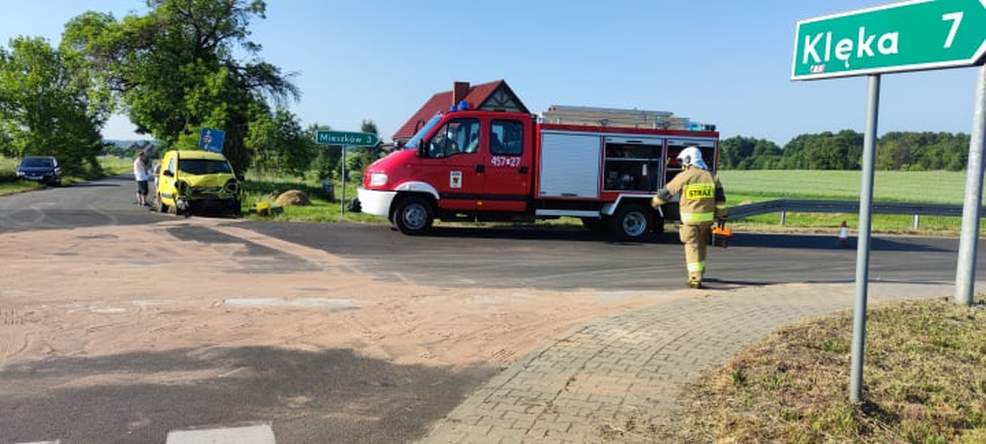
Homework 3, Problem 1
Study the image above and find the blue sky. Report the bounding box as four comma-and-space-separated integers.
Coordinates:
0, 0, 980, 145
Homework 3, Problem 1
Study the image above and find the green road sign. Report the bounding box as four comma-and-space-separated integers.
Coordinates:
792, 0, 986, 80
315, 130, 379, 146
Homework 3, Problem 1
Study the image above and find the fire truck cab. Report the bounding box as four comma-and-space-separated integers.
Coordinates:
358, 109, 718, 240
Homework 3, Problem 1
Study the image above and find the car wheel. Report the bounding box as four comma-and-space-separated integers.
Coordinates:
393, 196, 434, 235
609, 204, 654, 241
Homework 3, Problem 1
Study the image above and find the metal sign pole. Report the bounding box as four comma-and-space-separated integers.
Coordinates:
956, 64, 986, 306
850, 74, 881, 404
340, 145, 348, 216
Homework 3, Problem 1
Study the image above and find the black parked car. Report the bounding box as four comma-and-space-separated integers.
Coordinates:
16, 156, 62, 186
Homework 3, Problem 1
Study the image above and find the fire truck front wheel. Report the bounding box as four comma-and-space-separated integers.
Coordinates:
610, 204, 654, 241
393, 195, 434, 235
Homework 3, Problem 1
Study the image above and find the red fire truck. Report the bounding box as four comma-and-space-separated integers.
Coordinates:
357, 109, 718, 240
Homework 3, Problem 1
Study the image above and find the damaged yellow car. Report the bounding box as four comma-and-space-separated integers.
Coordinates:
155, 150, 241, 216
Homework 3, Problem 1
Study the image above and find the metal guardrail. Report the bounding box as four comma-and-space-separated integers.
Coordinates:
728, 199, 978, 228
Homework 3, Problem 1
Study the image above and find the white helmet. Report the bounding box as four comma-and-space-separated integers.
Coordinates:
677, 146, 709, 170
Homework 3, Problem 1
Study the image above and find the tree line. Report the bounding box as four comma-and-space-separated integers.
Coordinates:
1, 0, 379, 179
720, 131, 971, 171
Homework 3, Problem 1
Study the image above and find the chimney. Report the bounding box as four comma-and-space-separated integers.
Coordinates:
453, 81, 470, 107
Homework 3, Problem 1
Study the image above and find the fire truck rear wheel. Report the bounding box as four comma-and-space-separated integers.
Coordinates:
610, 204, 653, 241
393, 195, 434, 235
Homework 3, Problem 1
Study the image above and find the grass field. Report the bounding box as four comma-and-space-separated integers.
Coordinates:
719, 170, 972, 204
661, 299, 986, 443
719, 170, 980, 234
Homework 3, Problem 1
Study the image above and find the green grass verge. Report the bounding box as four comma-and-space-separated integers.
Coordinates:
239, 174, 379, 224
658, 299, 986, 443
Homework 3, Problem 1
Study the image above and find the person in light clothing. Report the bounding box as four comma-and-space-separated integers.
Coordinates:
652, 147, 727, 288
838, 220, 850, 247
133, 151, 151, 207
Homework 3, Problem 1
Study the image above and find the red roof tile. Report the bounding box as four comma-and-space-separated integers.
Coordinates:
393, 80, 510, 142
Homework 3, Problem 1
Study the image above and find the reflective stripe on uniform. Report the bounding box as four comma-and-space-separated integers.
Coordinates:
687, 262, 705, 272
681, 211, 715, 224
716, 204, 727, 210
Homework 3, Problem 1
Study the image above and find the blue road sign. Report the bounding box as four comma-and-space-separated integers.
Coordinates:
198, 128, 226, 153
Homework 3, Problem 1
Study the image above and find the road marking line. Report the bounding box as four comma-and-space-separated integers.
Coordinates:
17, 441, 60, 444
165, 423, 275, 444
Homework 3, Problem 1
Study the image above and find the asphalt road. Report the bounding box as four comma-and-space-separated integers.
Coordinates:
4, 175, 977, 291
0, 175, 168, 232
2, 174, 982, 290
248, 222, 981, 290
2, 176, 984, 443
0, 346, 489, 444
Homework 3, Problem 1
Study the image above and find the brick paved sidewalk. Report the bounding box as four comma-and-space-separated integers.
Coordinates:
422, 282, 960, 443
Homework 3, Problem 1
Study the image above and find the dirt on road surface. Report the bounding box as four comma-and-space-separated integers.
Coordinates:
0, 219, 677, 368
0, 218, 685, 442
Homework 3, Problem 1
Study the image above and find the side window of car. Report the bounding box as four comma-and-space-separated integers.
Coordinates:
447, 119, 480, 155
166, 158, 175, 174
425, 119, 480, 158
427, 124, 450, 158
491, 120, 524, 156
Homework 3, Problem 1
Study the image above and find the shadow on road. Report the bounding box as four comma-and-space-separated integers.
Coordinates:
417, 226, 953, 252
0, 209, 169, 233
421, 225, 679, 245
0, 346, 492, 444
728, 233, 953, 253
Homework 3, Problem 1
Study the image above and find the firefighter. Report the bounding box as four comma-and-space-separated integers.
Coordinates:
652, 147, 726, 288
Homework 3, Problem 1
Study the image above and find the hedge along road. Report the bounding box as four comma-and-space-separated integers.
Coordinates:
2, 174, 984, 291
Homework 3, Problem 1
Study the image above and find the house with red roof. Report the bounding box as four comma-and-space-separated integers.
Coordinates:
392, 80, 528, 145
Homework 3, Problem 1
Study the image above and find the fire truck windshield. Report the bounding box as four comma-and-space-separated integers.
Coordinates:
405, 113, 443, 149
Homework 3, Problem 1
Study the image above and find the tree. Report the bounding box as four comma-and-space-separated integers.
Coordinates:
246, 108, 314, 177
307, 123, 338, 180
0, 37, 107, 174
719, 136, 781, 170
61, 0, 298, 173
345, 119, 383, 181
779, 131, 862, 170
0, 126, 11, 157
360, 119, 378, 136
